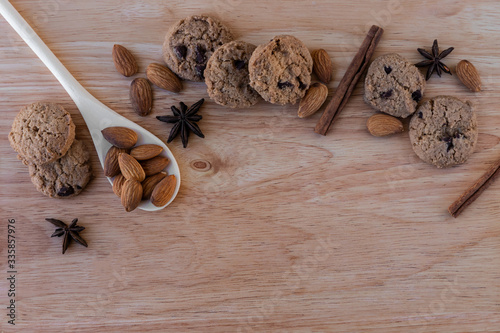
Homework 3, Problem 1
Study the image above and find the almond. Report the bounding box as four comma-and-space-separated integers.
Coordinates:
112, 44, 138, 77
311, 49, 333, 84
456, 60, 481, 92
112, 174, 126, 197
146, 63, 182, 93
130, 144, 163, 161
150, 175, 177, 207
140, 156, 170, 176
141, 172, 167, 200
104, 146, 129, 177
130, 78, 153, 116
298, 83, 329, 118
118, 153, 146, 181
366, 113, 404, 137
121, 179, 143, 212
102, 127, 138, 149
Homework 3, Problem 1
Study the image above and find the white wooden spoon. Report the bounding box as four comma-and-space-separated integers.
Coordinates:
0, 0, 180, 211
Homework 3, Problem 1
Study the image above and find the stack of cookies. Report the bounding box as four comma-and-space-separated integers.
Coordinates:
162, 15, 313, 107
8, 102, 92, 198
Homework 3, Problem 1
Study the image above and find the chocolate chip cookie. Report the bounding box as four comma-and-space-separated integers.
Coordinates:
409, 96, 478, 168
204, 40, 260, 108
249, 35, 313, 105
8, 102, 75, 165
29, 140, 92, 198
162, 15, 234, 82
364, 53, 426, 118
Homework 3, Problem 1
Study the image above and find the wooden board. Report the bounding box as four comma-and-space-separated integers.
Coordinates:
1, 0, 500, 331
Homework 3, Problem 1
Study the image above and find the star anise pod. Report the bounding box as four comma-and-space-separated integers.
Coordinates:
46, 218, 88, 254
156, 98, 205, 148
415, 39, 454, 80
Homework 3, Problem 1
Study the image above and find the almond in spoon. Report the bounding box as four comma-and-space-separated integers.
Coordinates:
102, 127, 138, 149
118, 153, 146, 181
130, 144, 163, 160
151, 175, 177, 207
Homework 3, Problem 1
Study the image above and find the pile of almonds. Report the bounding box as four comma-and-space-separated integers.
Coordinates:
112, 45, 182, 117
102, 126, 176, 212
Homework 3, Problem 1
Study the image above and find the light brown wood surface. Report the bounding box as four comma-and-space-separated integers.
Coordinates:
1, 0, 500, 331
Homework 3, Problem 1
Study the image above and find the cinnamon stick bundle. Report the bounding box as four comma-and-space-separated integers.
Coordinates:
315, 25, 384, 136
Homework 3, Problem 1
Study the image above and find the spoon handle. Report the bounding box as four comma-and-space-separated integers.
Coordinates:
0, 0, 91, 102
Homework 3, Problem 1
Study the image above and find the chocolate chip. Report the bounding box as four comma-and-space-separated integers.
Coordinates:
442, 136, 454, 152
195, 64, 206, 79
195, 45, 206, 64
418, 112, 423, 119
234, 60, 245, 70
57, 186, 74, 197
412, 90, 422, 102
380, 89, 393, 99
174, 45, 187, 59
297, 78, 307, 90
76, 185, 82, 190
384, 66, 392, 74
447, 141, 454, 152
278, 81, 294, 89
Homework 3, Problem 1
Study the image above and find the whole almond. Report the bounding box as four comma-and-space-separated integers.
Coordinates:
151, 175, 177, 207
140, 156, 170, 176
130, 144, 163, 160
456, 60, 481, 92
146, 63, 182, 93
298, 83, 329, 118
112, 44, 138, 77
118, 153, 146, 181
367, 114, 404, 137
130, 78, 153, 116
311, 49, 333, 84
121, 179, 143, 212
102, 127, 138, 149
112, 174, 126, 197
141, 172, 167, 200
104, 146, 129, 177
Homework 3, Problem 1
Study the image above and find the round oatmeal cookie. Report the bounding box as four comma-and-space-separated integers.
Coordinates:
162, 15, 234, 82
248, 35, 313, 105
8, 102, 75, 165
204, 40, 260, 108
29, 140, 93, 198
409, 96, 478, 168
364, 53, 426, 118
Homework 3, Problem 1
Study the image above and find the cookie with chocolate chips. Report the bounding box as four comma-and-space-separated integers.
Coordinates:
248, 35, 313, 105
205, 41, 260, 108
409, 96, 478, 168
29, 140, 92, 198
162, 15, 234, 82
364, 53, 426, 118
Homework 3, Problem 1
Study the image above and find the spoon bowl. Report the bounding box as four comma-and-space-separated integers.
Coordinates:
0, 0, 180, 211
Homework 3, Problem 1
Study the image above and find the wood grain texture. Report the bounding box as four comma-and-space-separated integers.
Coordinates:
1, 0, 500, 331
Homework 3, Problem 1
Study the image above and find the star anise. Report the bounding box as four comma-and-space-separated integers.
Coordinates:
415, 39, 454, 80
156, 98, 205, 148
46, 218, 88, 254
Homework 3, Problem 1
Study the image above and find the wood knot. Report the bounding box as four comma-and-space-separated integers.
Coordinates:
191, 159, 211, 172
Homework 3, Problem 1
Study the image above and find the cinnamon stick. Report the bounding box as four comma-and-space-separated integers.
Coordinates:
314, 25, 384, 136
448, 157, 500, 218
